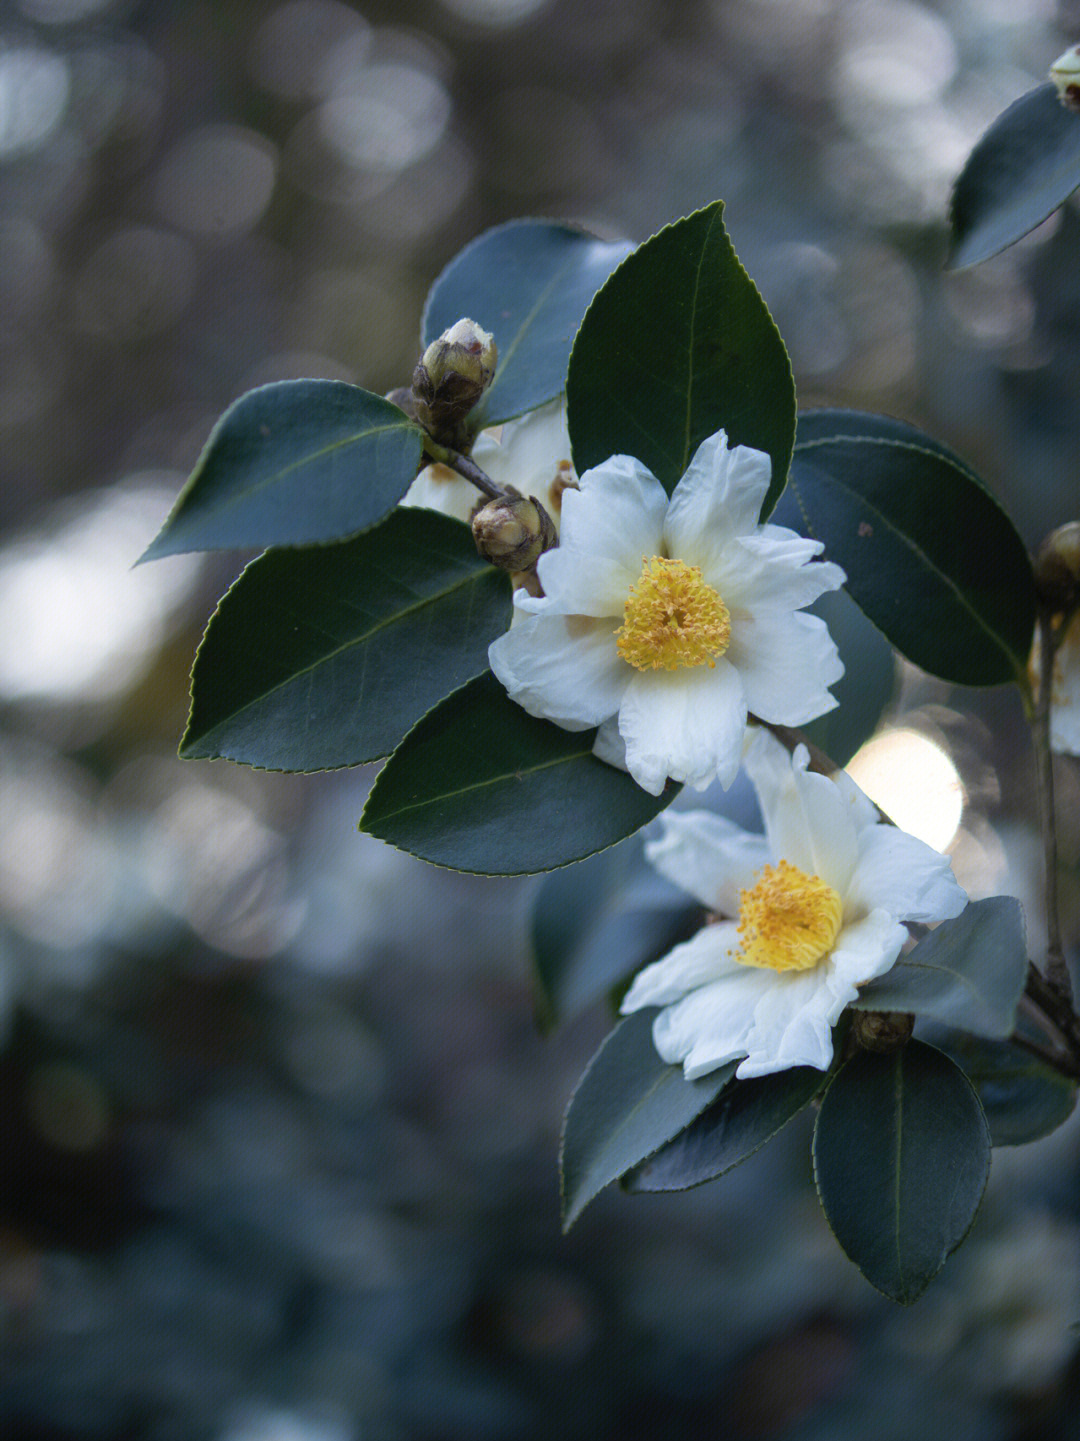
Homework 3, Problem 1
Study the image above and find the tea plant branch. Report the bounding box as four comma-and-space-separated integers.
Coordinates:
422, 439, 506, 501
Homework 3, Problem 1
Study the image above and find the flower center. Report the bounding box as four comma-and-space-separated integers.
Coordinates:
735, 860, 843, 972
615, 555, 731, 672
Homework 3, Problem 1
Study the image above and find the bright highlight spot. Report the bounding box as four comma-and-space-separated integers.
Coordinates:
736, 859, 843, 972
616, 555, 731, 671
846, 727, 964, 852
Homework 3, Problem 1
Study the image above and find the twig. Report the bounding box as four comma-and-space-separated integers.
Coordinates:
423, 441, 505, 501
1031, 606, 1073, 1002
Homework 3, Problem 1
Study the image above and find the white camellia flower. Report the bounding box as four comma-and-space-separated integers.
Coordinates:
620, 730, 968, 1080
401, 397, 577, 527
488, 430, 845, 796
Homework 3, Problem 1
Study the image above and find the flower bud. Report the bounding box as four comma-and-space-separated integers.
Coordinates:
1034, 521, 1080, 613
850, 1009, 914, 1054
1050, 45, 1080, 112
471, 487, 557, 574
411, 318, 497, 444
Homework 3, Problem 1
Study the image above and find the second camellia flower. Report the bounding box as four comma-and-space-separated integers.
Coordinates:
621, 731, 968, 1080
489, 429, 845, 795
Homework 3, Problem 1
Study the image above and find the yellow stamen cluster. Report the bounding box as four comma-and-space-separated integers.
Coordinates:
615, 555, 731, 672
736, 860, 843, 973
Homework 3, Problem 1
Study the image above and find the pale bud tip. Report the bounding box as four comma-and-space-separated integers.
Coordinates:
1050, 45, 1080, 111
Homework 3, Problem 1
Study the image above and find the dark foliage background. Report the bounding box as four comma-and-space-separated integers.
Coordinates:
2, 1, 1080, 1437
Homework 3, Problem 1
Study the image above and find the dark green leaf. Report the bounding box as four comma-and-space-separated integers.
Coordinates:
566, 201, 795, 515
560, 1008, 736, 1229
852, 898, 1028, 1040
773, 420, 1036, 686
626, 1066, 824, 1193
932, 1031, 1077, 1146
181, 509, 511, 771
141, 382, 424, 560
792, 409, 984, 486
423, 220, 633, 427
813, 1041, 991, 1304
800, 587, 894, 767
360, 671, 677, 875
531, 841, 701, 1030
949, 83, 1080, 269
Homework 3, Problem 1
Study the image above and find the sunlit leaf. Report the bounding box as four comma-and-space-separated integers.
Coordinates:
813, 1042, 990, 1304
566, 200, 795, 515
182, 509, 510, 771
560, 1009, 736, 1229
423, 219, 634, 426
949, 83, 1080, 269
141, 382, 423, 559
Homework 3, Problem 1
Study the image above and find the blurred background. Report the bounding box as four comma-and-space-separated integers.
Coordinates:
3, 0, 1080, 1436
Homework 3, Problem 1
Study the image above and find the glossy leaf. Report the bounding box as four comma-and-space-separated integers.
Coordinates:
560, 1008, 736, 1229
532, 846, 701, 1031
360, 671, 677, 875
949, 83, 1080, 269
773, 417, 1036, 686
800, 586, 895, 767
422, 220, 634, 427
933, 1032, 1077, 1147
792, 409, 984, 485
182, 509, 511, 771
566, 200, 795, 515
141, 382, 423, 560
813, 1042, 991, 1304
626, 1066, 824, 1193
852, 898, 1028, 1041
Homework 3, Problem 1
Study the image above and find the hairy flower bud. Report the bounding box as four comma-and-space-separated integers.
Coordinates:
1034, 521, 1080, 614
849, 1009, 914, 1055
1050, 45, 1080, 112
411, 318, 497, 445
471, 487, 557, 574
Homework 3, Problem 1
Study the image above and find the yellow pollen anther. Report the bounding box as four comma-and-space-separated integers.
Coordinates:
615, 555, 731, 671
735, 859, 843, 973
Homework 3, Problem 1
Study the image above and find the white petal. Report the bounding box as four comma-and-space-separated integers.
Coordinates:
832, 766, 882, 833
618, 658, 747, 795
827, 908, 908, 988
478, 399, 578, 522
714, 531, 845, 614
662, 431, 772, 568
591, 715, 629, 774
400, 463, 478, 524
735, 966, 841, 1078
537, 455, 667, 613
644, 809, 770, 913
744, 735, 858, 893
489, 612, 626, 727
620, 923, 742, 1010
845, 826, 968, 924
726, 609, 844, 726
650, 966, 769, 1075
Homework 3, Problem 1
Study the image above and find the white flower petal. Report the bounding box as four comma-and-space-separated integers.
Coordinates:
650, 966, 768, 1075
846, 826, 968, 924
620, 923, 742, 1011
735, 966, 841, 1078
715, 532, 845, 613
744, 735, 859, 893
644, 809, 769, 913
662, 431, 772, 567
727, 609, 844, 726
537, 455, 667, 613
618, 659, 747, 795
400, 462, 477, 524
477, 399, 578, 524
828, 908, 908, 988
488, 612, 625, 727
832, 766, 882, 833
